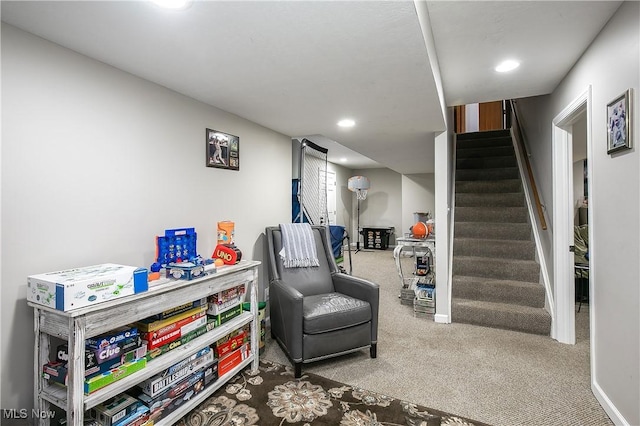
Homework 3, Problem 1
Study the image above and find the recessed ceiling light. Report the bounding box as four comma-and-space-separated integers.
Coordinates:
340, 158, 348, 163
150, 0, 192, 10
495, 60, 520, 73
337, 119, 355, 128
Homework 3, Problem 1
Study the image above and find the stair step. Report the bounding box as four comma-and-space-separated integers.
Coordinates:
456, 146, 515, 159
456, 179, 522, 193
456, 192, 524, 207
452, 275, 545, 308
454, 222, 532, 240
457, 130, 511, 141
453, 255, 540, 282
453, 238, 535, 260
456, 136, 513, 150
457, 156, 517, 170
455, 206, 528, 223
456, 167, 520, 181
451, 298, 551, 335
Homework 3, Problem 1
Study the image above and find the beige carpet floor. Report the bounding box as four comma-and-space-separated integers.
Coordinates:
261, 249, 612, 426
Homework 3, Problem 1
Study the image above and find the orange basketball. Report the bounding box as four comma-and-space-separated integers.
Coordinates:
412, 222, 428, 238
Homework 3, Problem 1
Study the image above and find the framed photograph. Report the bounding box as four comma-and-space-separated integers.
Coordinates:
206, 128, 239, 170
606, 88, 632, 154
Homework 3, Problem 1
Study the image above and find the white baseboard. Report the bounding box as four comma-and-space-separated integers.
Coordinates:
434, 314, 450, 324
592, 378, 630, 425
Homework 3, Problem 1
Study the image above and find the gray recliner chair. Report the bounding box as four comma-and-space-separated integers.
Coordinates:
265, 225, 379, 378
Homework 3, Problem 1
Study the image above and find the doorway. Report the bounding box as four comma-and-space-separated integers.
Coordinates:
571, 112, 589, 341
454, 100, 506, 133
552, 87, 592, 345
327, 170, 337, 225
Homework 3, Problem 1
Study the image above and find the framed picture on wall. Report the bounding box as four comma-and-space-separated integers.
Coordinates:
206, 128, 240, 170
606, 88, 632, 154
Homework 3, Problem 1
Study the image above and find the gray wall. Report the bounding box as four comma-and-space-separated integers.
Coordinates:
1, 24, 292, 410
519, 2, 639, 423
401, 173, 435, 237
328, 162, 354, 230
351, 168, 403, 246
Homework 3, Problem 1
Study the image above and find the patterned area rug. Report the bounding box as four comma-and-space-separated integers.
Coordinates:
176, 360, 489, 426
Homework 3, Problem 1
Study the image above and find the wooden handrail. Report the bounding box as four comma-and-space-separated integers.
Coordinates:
509, 100, 547, 230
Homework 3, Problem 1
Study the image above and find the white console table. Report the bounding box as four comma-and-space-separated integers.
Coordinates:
30, 261, 260, 426
393, 236, 436, 289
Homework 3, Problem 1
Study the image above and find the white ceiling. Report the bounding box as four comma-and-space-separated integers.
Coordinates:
1, 1, 622, 174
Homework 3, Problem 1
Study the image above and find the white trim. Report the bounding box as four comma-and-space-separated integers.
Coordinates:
585, 95, 596, 383
434, 129, 452, 323
509, 127, 555, 335
552, 125, 575, 344
434, 314, 449, 323
592, 380, 630, 425
443, 133, 457, 324
551, 86, 591, 345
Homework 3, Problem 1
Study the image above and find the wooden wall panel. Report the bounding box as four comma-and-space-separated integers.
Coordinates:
454, 105, 466, 134
479, 101, 504, 131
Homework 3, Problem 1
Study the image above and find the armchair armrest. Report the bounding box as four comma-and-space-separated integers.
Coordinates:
332, 272, 378, 301
269, 279, 304, 361
332, 273, 379, 342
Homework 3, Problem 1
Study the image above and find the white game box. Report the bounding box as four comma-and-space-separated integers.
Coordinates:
27, 263, 148, 311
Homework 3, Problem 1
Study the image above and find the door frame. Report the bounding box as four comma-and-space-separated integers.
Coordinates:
552, 86, 592, 345
326, 170, 337, 225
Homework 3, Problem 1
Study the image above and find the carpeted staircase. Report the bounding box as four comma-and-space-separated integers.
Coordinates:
452, 130, 551, 335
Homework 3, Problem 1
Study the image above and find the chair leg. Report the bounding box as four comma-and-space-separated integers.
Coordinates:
370, 343, 377, 358
294, 362, 302, 378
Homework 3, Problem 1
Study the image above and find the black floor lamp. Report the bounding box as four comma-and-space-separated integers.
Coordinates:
348, 176, 370, 253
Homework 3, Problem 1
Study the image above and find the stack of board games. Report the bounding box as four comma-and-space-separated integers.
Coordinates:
400, 278, 417, 306
206, 284, 245, 325
135, 298, 202, 356
215, 327, 251, 377
218, 343, 251, 377
413, 283, 435, 319
135, 300, 208, 351
137, 298, 217, 362
43, 291, 251, 404
88, 394, 151, 426
131, 346, 218, 423
42, 326, 147, 394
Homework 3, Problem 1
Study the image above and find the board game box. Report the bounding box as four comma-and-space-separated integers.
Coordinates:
27, 264, 148, 311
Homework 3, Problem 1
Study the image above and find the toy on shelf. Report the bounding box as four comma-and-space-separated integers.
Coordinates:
156, 228, 198, 267
212, 244, 242, 265
409, 212, 434, 240
416, 252, 431, 276
409, 221, 434, 239
151, 228, 215, 281
411, 222, 428, 239
217, 221, 235, 245
148, 262, 162, 281
165, 256, 210, 280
